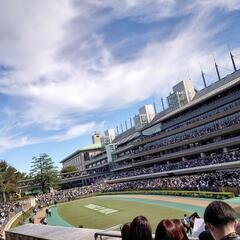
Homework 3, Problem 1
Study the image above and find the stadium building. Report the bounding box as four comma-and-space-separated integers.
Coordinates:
56, 68, 240, 193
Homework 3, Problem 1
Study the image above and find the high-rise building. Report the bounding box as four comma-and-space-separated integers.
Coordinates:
92, 132, 102, 145
167, 79, 196, 110
104, 129, 116, 143
139, 105, 156, 122
134, 104, 156, 130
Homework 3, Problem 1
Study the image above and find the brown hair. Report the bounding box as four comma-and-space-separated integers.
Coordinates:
155, 219, 189, 240
204, 201, 237, 228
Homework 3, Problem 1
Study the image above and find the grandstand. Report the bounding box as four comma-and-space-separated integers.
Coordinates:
18, 68, 240, 194
9, 64, 240, 240
49, 68, 240, 192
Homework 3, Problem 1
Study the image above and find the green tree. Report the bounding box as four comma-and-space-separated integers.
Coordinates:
61, 165, 78, 174
30, 154, 59, 193
0, 161, 24, 202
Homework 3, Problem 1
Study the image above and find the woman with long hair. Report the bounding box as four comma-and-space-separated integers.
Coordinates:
129, 216, 152, 240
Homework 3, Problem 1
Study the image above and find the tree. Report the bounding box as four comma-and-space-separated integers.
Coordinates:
0, 161, 24, 202
30, 154, 59, 193
61, 165, 78, 174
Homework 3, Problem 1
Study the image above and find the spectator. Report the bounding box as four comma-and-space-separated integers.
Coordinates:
48, 208, 52, 217
155, 219, 188, 240
40, 217, 48, 225
198, 230, 214, 240
29, 217, 34, 224
204, 201, 240, 240
183, 214, 192, 234
129, 216, 152, 240
121, 222, 131, 240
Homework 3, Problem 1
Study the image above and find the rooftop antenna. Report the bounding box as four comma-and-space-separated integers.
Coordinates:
116, 125, 119, 135
120, 123, 123, 133
167, 83, 171, 95
187, 70, 191, 80
230, 51, 237, 72
125, 120, 128, 130
152, 96, 157, 114
130, 117, 133, 128
227, 45, 237, 72
161, 97, 165, 110
213, 56, 221, 81
200, 64, 207, 88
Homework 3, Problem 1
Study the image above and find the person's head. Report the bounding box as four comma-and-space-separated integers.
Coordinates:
204, 201, 238, 240
155, 219, 188, 240
198, 230, 214, 240
237, 223, 240, 235
174, 219, 189, 240
121, 222, 131, 240
129, 216, 152, 240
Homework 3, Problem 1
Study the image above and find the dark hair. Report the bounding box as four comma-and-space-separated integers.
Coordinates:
204, 201, 237, 227
155, 219, 189, 240
237, 223, 240, 235
129, 216, 152, 240
198, 230, 214, 240
121, 222, 131, 240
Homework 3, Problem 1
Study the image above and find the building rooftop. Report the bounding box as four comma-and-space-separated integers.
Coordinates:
60, 143, 102, 163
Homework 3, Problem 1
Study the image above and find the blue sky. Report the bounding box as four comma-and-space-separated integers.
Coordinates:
0, 0, 240, 173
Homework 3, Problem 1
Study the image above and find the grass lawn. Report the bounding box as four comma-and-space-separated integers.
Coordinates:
57, 196, 191, 231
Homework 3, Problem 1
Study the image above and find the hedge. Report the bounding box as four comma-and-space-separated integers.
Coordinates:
96, 190, 235, 199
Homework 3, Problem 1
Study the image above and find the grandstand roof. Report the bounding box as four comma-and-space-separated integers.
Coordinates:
193, 70, 240, 100
113, 127, 140, 146
60, 143, 102, 163
145, 69, 240, 128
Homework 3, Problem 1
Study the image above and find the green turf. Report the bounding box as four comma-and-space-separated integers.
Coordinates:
57, 196, 192, 231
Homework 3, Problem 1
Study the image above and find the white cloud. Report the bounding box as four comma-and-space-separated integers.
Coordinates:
0, 121, 104, 153
0, 0, 239, 152
51, 121, 105, 141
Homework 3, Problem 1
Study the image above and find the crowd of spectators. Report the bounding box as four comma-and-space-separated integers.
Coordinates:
111, 112, 240, 171
36, 170, 240, 205
163, 93, 240, 133
0, 202, 23, 223
148, 88, 240, 137
133, 112, 240, 155
110, 150, 240, 179
0, 201, 23, 234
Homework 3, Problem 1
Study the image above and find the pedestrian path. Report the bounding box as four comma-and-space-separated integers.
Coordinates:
34, 207, 47, 224
45, 207, 73, 227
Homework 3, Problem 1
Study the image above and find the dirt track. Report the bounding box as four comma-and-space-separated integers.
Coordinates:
115, 194, 239, 208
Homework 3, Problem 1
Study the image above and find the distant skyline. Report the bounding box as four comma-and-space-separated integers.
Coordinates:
0, 0, 240, 172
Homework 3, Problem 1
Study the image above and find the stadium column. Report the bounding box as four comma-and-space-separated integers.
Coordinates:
200, 153, 206, 158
